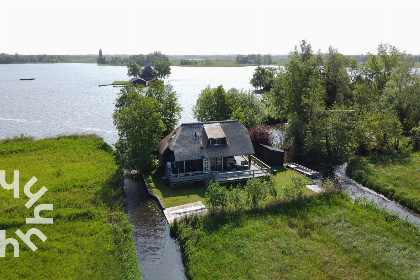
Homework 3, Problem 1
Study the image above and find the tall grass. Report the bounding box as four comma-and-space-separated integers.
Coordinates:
347, 152, 420, 213
172, 192, 420, 279
0, 135, 140, 280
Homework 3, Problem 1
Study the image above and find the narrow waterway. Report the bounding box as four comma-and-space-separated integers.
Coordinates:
332, 163, 420, 225
124, 176, 187, 280
271, 127, 420, 226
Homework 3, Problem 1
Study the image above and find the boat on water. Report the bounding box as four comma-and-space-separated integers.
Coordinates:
20, 78, 35, 80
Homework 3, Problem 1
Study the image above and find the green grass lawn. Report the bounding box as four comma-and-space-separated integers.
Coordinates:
112, 81, 130, 85
173, 193, 420, 279
347, 152, 420, 213
147, 165, 312, 208
0, 135, 140, 280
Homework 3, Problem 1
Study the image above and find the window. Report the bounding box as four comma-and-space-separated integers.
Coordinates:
209, 137, 226, 146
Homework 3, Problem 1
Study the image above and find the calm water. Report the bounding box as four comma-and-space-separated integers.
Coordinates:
0, 63, 256, 279
0, 63, 256, 145
124, 177, 186, 280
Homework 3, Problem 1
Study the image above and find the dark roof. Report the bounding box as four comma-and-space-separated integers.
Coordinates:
129, 77, 147, 86
158, 120, 255, 162
140, 65, 154, 81
260, 144, 284, 153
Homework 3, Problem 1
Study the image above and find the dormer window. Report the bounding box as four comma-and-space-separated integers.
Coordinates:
204, 123, 227, 147
209, 137, 226, 146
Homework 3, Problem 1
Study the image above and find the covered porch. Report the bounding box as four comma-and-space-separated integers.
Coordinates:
164, 155, 271, 188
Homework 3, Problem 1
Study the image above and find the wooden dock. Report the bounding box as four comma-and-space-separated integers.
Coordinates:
163, 201, 208, 224
285, 162, 320, 179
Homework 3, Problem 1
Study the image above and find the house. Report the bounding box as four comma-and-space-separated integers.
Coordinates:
129, 65, 155, 86
129, 77, 147, 86
158, 120, 271, 188
140, 65, 155, 81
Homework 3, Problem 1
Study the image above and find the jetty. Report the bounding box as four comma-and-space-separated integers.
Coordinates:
285, 162, 320, 179
20, 78, 35, 80
163, 201, 208, 224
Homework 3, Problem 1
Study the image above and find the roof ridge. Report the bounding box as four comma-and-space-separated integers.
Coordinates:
180, 120, 238, 127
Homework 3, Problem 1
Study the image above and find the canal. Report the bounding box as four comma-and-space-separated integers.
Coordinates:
124, 176, 187, 280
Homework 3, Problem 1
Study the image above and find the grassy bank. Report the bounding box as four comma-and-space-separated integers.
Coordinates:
173, 193, 420, 279
0, 135, 140, 280
347, 152, 420, 213
147, 165, 312, 208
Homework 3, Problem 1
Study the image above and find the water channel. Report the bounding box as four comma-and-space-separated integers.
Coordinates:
124, 176, 187, 280
332, 163, 420, 225
273, 127, 420, 226
2, 64, 419, 278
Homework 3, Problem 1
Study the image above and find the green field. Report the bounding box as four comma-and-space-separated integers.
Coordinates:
347, 152, 420, 213
147, 165, 312, 208
0, 135, 140, 280
173, 193, 420, 279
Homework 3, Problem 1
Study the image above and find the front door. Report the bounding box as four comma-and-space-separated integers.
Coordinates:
203, 158, 211, 172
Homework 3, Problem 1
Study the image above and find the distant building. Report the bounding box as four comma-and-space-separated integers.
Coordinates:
129, 65, 155, 86
129, 77, 147, 86
140, 65, 155, 81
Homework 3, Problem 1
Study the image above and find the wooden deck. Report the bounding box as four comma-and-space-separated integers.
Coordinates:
165, 155, 271, 188
214, 155, 270, 182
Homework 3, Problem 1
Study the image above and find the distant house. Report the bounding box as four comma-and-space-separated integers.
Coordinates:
129, 77, 147, 86
140, 65, 155, 81
129, 65, 155, 86
158, 120, 271, 188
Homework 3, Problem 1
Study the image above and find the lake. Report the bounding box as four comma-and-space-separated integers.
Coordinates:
0, 63, 257, 145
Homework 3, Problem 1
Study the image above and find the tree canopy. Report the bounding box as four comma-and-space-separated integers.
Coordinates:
193, 85, 267, 128
153, 60, 171, 79
113, 81, 181, 172
127, 63, 142, 78
113, 85, 165, 172
265, 41, 419, 163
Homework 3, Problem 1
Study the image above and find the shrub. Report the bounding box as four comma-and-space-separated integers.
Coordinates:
206, 181, 228, 212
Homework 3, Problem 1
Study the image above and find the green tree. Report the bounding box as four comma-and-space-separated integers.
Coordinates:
381, 57, 420, 132
145, 80, 182, 136
228, 88, 266, 128
97, 49, 106, 64
250, 66, 276, 91
363, 43, 403, 94
410, 124, 420, 151
153, 60, 171, 79
324, 46, 352, 107
127, 62, 142, 78
206, 181, 228, 212
245, 177, 276, 209
323, 105, 355, 163
113, 85, 165, 172
272, 40, 325, 157
228, 188, 246, 211
193, 85, 232, 121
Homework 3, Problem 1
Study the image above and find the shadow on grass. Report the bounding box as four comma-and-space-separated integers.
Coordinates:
173, 190, 343, 235
368, 152, 412, 166
146, 169, 207, 208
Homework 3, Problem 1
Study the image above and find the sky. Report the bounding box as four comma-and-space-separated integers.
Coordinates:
0, 0, 418, 56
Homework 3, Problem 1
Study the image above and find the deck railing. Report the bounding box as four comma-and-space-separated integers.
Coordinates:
165, 156, 271, 188
250, 155, 271, 172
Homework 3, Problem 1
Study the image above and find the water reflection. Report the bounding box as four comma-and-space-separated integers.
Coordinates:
124, 177, 187, 280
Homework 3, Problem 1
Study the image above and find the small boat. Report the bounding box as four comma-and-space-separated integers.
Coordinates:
20, 78, 35, 80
